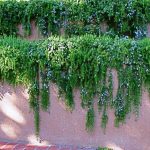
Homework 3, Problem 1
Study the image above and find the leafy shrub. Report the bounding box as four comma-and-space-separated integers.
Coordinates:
0, 35, 150, 136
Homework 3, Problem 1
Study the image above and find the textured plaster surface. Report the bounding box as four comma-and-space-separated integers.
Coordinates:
0, 76, 150, 150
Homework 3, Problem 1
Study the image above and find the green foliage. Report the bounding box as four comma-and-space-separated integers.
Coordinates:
34, 105, 40, 137
0, 0, 149, 37
0, 36, 32, 84
97, 147, 113, 150
40, 67, 50, 111
86, 107, 95, 131
41, 80, 50, 111
0, 0, 149, 139
28, 62, 41, 136
0, 35, 150, 136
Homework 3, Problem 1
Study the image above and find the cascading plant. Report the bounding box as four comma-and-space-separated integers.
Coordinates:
0, 35, 150, 137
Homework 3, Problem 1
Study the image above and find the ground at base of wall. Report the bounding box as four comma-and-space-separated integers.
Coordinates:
0, 140, 112, 150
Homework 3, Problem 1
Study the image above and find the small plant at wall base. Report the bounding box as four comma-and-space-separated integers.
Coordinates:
98, 147, 113, 150
0, 35, 150, 137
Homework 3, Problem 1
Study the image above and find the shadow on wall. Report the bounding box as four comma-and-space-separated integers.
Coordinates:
0, 83, 49, 146
0, 83, 150, 150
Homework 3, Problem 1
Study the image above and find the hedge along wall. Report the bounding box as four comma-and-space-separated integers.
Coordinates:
0, 35, 150, 138
0, 0, 150, 38
0, 0, 150, 143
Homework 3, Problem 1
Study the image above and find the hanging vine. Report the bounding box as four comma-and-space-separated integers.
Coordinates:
0, 0, 149, 37
0, 35, 150, 137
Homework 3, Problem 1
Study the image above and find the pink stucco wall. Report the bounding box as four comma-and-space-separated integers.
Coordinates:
0, 22, 150, 150
0, 69, 150, 150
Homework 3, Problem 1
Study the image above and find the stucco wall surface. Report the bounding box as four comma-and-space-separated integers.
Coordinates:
0, 75, 150, 150
0, 22, 150, 150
